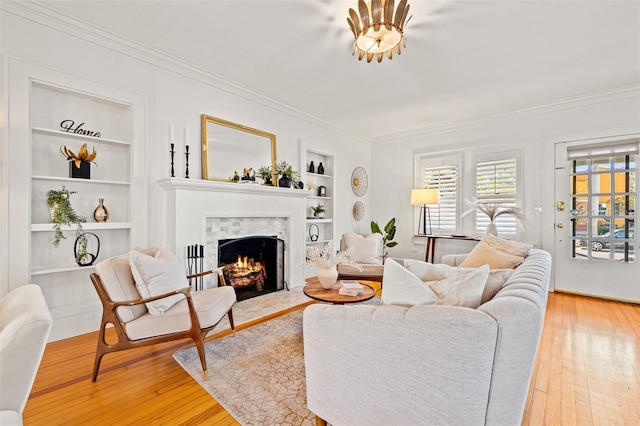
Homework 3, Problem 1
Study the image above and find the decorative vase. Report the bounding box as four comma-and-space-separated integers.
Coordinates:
308, 161, 315, 173
486, 221, 498, 236
317, 162, 325, 175
317, 266, 338, 289
278, 176, 292, 188
94, 198, 110, 222
70, 160, 91, 179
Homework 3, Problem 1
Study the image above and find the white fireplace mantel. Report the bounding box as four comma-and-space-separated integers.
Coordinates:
158, 178, 308, 288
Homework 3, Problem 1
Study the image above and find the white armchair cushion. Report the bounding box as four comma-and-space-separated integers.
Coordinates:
382, 259, 489, 308
129, 246, 187, 315
405, 259, 514, 304
343, 232, 383, 264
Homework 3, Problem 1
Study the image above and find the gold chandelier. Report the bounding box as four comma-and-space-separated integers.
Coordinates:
347, 0, 412, 63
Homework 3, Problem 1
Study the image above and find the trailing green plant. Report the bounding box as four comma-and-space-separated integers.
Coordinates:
371, 217, 397, 249
47, 186, 88, 263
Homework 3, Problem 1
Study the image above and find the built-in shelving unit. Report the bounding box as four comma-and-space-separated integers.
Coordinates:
29, 81, 134, 279
5, 58, 147, 341
303, 149, 336, 278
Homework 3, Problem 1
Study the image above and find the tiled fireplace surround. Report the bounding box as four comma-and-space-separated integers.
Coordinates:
158, 178, 308, 290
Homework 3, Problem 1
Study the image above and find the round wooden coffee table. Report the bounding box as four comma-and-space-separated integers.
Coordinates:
303, 277, 376, 305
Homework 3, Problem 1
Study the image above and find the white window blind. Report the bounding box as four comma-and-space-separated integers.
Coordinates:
476, 158, 518, 234
423, 164, 458, 232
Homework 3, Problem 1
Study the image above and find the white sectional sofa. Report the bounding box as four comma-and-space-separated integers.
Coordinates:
303, 249, 551, 426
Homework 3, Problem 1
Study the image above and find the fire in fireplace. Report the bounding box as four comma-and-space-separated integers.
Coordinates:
218, 235, 285, 301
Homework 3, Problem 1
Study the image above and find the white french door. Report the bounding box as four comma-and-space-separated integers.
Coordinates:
554, 136, 640, 302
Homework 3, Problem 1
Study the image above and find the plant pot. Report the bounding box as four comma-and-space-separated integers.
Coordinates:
70, 160, 91, 179
278, 176, 292, 188
317, 266, 338, 289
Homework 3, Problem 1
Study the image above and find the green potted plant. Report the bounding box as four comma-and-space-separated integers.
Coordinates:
371, 217, 397, 256
257, 165, 275, 185
47, 186, 88, 265
275, 160, 300, 188
311, 204, 326, 218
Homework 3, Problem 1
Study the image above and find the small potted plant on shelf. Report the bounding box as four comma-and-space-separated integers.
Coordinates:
60, 143, 97, 179
275, 160, 300, 188
257, 165, 275, 185
47, 185, 88, 265
311, 204, 326, 218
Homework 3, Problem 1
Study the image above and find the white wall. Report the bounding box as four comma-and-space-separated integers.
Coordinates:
0, 5, 371, 287
0, 5, 374, 339
371, 89, 640, 265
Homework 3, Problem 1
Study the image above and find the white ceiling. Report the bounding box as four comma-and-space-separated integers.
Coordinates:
35, 0, 640, 139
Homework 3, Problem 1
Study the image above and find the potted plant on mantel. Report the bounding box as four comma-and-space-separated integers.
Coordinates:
257, 165, 275, 185
47, 185, 88, 265
274, 160, 300, 188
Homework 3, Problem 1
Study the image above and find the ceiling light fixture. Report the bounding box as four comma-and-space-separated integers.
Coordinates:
347, 0, 412, 63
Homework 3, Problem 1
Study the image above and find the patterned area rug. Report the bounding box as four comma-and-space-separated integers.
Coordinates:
173, 309, 313, 425
173, 293, 381, 425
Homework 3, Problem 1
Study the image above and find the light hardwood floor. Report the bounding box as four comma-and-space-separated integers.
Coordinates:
24, 292, 639, 425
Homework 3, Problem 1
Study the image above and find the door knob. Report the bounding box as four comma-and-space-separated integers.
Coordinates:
557, 223, 564, 228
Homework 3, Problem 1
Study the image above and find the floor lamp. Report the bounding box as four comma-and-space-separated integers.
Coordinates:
411, 188, 440, 235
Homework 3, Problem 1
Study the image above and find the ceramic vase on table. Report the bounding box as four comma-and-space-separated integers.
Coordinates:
317, 266, 338, 289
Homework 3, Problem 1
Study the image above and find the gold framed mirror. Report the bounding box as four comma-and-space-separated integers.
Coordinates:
201, 114, 277, 184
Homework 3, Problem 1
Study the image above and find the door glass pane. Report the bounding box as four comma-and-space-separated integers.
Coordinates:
591, 173, 611, 193
591, 157, 611, 171
571, 154, 635, 263
574, 159, 588, 173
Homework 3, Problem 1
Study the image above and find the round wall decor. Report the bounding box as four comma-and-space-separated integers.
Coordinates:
351, 166, 368, 197
353, 201, 365, 221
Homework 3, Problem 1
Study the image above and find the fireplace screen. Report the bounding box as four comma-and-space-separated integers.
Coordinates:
218, 235, 285, 301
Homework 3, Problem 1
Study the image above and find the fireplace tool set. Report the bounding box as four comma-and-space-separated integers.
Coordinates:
186, 244, 205, 291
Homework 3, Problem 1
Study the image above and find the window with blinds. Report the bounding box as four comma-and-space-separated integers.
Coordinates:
423, 164, 458, 232
475, 158, 518, 234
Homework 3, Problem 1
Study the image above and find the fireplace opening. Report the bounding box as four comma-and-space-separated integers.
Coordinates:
218, 235, 285, 301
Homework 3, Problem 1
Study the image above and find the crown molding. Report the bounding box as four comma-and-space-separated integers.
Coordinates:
2, 1, 369, 144
373, 84, 640, 144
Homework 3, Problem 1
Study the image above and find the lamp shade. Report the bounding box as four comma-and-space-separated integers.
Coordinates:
411, 188, 439, 205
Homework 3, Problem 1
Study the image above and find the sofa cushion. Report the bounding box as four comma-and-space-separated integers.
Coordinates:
404, 259, 514, 304
129, 246, 187, 316
125, 285, 236, 340
342, 232, 383, 264
382, 259, 489, 308
459, 240, 524, 269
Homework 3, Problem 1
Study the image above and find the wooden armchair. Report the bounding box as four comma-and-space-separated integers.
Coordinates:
90, 248, 236, 382
336, 233, 384, 282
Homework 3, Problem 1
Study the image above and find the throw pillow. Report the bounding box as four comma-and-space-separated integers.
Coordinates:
381, 259, 439, 307
343, 232, 383, 264
381, 259, 489, 308
427, 265, 489, 308
129, 246, 187, 315
404, 259, 514, 304
459, 240, 524, 269
484, 233, 533, 257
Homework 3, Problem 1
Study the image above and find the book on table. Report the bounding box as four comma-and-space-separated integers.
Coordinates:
338, 280, 363, 296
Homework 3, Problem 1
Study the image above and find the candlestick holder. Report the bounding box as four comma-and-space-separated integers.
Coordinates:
169, 143, 175, 177
184, 145, 190, 179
